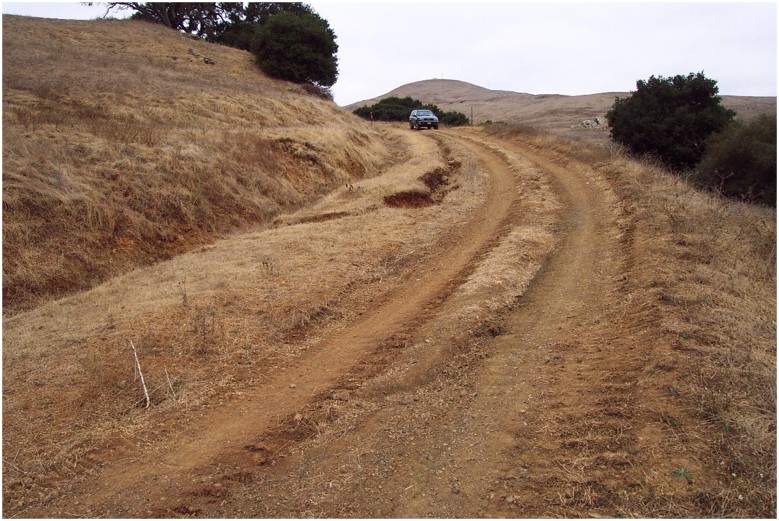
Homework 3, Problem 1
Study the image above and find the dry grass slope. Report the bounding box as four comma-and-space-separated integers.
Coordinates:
3, 15, 394, 314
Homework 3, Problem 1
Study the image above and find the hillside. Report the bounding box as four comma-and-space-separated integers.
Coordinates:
2, 15, 394, 314
2, 15, 775, 519
347, 78, 777, 133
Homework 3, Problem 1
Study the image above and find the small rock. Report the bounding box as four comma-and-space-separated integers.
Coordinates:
505, 495, 516, 504
451, 483, 460, 494
289, 383, 297, 389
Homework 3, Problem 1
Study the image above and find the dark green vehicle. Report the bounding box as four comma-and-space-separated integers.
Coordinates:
409, 109, 439, 130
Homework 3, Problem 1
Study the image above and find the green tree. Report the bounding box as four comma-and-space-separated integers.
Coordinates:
104, 2, 207, 34
694, 114, 776, 206
606, 72, 736, 170
211, 2, 314, 50
103, 2, 313, 50
250, 10, 338, 87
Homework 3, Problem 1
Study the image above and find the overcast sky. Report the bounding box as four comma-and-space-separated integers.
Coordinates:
2, 1, 777, 105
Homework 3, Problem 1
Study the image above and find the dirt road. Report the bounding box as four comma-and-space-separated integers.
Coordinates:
16, 126, 655, 518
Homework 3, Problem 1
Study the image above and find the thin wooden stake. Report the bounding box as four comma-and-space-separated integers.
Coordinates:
128, 340, 150, 409
164, 367, 176, 400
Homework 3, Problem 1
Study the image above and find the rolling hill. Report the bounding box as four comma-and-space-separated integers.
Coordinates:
347, 78, 776, 133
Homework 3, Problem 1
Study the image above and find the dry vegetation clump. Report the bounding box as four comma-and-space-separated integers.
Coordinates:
484, 123, 776, 517
3, 15, 394, 314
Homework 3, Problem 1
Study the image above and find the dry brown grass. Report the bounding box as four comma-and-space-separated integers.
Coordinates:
484, 123, 777, 517
3, 15, 394, 314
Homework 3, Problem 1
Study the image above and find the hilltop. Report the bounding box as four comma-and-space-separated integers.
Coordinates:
2, 15, 393, 313
347, 78, 776, 132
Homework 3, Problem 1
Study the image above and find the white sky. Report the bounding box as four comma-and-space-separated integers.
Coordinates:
2, 1, 777, 105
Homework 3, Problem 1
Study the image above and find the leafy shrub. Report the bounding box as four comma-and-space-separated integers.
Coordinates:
353, 96, 470, 126
214, 3, 315, 51
694, 114, 776, 206
250, 10, 338, 87
606, 72, 735, 170
441, 111, 469, 126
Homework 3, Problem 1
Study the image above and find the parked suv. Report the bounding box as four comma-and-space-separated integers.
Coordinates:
409, 109, 439, 130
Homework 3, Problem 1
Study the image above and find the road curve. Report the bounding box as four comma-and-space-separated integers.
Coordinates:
222, 129, 629, 518
35, 127, 526, 517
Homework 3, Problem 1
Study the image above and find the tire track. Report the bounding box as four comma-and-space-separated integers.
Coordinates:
212, 129, 629, 518
199, 129, 571, 518
404, 132, 629, 517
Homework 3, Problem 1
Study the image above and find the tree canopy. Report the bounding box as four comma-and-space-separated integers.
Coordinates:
103, 2, 313, 48
249, 10, 338, 87
606, 72, 736, 170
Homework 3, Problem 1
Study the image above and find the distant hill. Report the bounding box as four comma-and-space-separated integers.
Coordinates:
347, 78, 776, 132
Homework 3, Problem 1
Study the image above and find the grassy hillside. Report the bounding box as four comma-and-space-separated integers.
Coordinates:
2, 15, 394, 314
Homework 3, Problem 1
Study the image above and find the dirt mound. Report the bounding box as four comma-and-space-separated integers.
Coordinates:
384, 159, 461, 208
421, 165, 452, 191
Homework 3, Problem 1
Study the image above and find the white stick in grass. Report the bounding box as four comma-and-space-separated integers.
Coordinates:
128, 340, 150, 409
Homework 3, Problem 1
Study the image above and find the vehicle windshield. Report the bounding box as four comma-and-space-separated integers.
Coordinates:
416, 110, 434, 116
